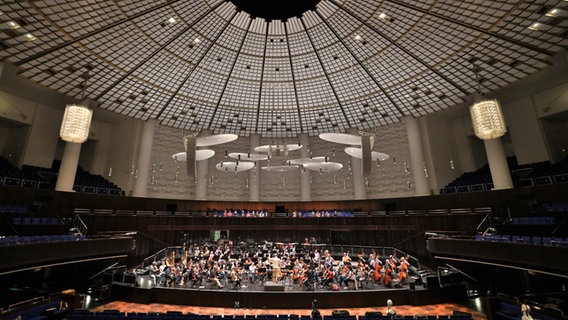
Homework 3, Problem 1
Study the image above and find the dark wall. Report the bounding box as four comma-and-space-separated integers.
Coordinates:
2, 184, 568, 217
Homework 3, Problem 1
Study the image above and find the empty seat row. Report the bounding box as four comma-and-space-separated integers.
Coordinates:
67, 311, 472, 320
0, 234, 84, 246
475, 234, 568, 247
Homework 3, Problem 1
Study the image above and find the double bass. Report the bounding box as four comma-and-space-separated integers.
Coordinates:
372, 261, 382, 282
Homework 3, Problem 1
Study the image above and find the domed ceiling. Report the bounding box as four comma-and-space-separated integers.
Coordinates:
1, 0, 566, 137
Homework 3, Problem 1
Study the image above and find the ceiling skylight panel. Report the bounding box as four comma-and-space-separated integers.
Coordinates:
364, 46, 418, 88
215, 24, 246, 51
342, 26, 386, 62
295, 78, 336, 108
231, 54, 262, 81
249, 18, 266, 34
133, 55, 190, 90
290, 54, 324, 80
265, 36, 288, 58
240, 31, 266, 56
318, 44, 354, 74
329, 67, 374, 102
201, 44, 238, 75
325, 7, 359, 38
170, 0, 217, 23
287, 31, 317, 56
314, 0, 338, 20
343, 0, 377, 20
192, 9, 227, 41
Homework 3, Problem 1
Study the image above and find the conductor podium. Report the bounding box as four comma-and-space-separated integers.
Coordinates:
264, 281, 285, 291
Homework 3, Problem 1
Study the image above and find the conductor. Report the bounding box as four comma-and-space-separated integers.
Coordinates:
269, 254, 282, 282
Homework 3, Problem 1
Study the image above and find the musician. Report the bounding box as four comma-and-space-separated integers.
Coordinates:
396, 256, 409, 285
320, 265, 335, 288
269, 254, 282, 282
230, 266, 242, 289
341, 265, 358, 290
341, 251, 352, 265
248, 261, 257, 284
149, 261, 162, 287
301, 263, 314, 289
207, 263, 224, 289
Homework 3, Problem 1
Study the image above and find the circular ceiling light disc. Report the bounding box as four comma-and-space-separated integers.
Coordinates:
196, 134, 238, 147
261, 165, 298, 172
304, 162, 343, 172
228, 152, 269, 161
254, 144, 303, 153
344, 147, 390, 161
319, 133, 362, 145
172, 152, 186, 161
215, 161, 254, 172
172, 149, 216, 161
196, 149, 216, 161
289, 156, 327, 165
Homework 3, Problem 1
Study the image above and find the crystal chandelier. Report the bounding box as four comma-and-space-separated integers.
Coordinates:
470, 99, 506, 140
59, 69, 93, 143
469, 63, 506, 140
59, 104, 92, 143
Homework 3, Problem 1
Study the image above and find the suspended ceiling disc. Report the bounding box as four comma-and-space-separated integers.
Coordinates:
289, 156, 327, 165
261, 165, 298, 172
319, 133, 362, 145
303, 162, 343, 172
254, 144, 303, 153
344, 147, 390, 161
172, 149, 216, 161
215, 161, 254, 172
196, 134, 238, 147
229, 152, 269, 161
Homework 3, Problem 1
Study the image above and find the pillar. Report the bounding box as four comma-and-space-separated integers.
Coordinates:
132, 119, 155, 197
195, 157, 208, 200
249, 134, 260, 201
406, 117, 430, 196
348, 129, 366, 199
484, 138, 513, 190
55, 142, 82, 192
351, 155, 366, 199
299, 133, 311, 201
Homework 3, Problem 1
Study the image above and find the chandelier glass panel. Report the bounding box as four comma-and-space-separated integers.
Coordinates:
470, 99, 506, 140
59, 104, 93, 143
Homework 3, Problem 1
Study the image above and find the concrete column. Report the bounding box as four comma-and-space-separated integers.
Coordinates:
406, 117, 430, 196
55, 142, 82, 192
132, 119, 155, 197
195, 157, 208, 200
351, 155, 367, 199
484, 138, 513, 190
249, 134, 260, 201
299, 134, 311, 201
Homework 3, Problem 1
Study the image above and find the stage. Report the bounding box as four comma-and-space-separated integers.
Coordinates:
108, 275, 468, 309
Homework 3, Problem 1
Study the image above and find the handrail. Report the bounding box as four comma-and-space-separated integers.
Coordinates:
8, 296, 45, 311
89, 262, 119, 280
72, 214, 88, 236
475, 214, 492, 234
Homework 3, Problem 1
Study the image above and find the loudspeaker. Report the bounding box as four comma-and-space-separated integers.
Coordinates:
409, 281, 416, 291
264, 283, 285, 291
423, 275, 439, 289
166, 203, 177, 213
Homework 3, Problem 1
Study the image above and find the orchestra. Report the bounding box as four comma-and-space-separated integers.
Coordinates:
145, 240, 413, 291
